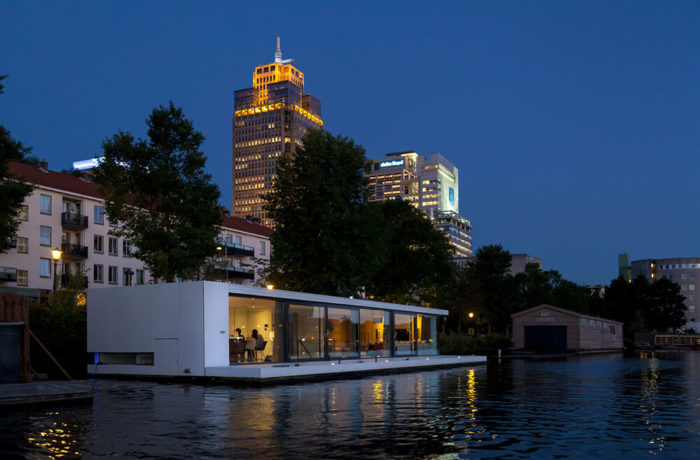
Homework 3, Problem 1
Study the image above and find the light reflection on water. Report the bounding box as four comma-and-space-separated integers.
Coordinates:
2, 352, 700, 458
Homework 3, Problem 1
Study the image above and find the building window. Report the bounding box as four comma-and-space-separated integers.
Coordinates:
18, 205, 28, 221
17, 270, 28, 286
40, 226, 51, 246
122, 268, 133, 286
226, 234, 232, 244
108, 266, 118, 284
123, 240, 132, 257
94, 206, 104, 225
94, 264, 104, 283
17, 237, 28, 253
691, 285, 696, 291
108, 237, 118, 256
691, 274, 696, 280
135, 269, 145, 285
94, 235, 103, 253
682, 273, 688, 281
40, 194, 52, 214
40, 258, 50, 277
609, 325, 616, 334
236, 236, 242, 245
108, 216, 118, 227
260, 241, 266, 256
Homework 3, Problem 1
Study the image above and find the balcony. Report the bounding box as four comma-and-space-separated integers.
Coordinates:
214, 264, 255, 281
218, 241, 255, 257
0, 266, 17, 282
61, 212, 88, 230
61, 243, 88, 259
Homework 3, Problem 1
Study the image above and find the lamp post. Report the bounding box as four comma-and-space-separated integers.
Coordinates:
468, 312, 475, 336
51, 247, 63, 291
216, 245, 229, 282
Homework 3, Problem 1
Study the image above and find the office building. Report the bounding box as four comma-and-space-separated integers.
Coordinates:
232, 37, 323, 227
0, 161, 271, 300
367, 151, 473, 257
631, 257, 700, 331
509, 254, 543, 276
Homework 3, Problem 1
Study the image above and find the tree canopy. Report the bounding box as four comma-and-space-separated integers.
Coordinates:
93, 102, 222, 282
0, 75, 33, 253
263, 129, 453, 301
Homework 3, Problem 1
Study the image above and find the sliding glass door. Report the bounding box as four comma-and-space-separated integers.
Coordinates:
289, 304, 325, 360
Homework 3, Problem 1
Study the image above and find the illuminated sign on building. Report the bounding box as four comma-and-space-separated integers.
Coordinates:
72, 158, 103, 171
379, 159, 405, 168
449, 187, 455, 207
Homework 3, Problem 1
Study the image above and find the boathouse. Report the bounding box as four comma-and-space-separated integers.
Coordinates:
511, 304, 623, 353
87, 282, 483, 380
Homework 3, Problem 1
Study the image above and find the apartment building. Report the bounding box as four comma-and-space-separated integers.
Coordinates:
1, 161, 271, 299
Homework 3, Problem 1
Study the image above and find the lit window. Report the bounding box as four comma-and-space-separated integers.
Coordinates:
691, 285, 696, 291
17, 270, 28, 286
40, 195, 52, 214
17, 237, 28, 253
18, 205, 28, 221
40, 226, 51, 246
260, 241, 266, 256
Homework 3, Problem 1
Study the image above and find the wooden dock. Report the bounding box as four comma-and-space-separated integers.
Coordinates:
0, 381, 93, 407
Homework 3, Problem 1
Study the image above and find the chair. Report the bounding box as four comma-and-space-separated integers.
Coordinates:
254, 340, 267, 361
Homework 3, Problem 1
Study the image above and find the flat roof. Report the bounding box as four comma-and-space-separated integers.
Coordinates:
225, 283, 448, 316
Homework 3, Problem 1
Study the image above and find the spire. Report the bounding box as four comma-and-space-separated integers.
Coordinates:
274, 36, 282, 63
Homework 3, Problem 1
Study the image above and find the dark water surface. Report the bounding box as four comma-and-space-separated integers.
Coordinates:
2, 352, 700, 459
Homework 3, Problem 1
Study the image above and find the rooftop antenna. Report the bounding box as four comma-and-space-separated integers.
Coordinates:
274, 36, 283, 63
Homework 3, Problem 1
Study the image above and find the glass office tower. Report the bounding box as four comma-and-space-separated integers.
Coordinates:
232, 37, 323, 228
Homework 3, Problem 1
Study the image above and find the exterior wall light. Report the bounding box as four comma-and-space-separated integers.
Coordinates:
266, 284, 274, 290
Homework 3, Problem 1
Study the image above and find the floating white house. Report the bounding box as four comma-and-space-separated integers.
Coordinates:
87, 282, 485, 381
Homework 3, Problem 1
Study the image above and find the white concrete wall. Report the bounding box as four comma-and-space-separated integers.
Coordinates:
88, 282, 229, 376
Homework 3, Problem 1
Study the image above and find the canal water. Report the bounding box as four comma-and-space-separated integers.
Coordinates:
2, 351, 700, 458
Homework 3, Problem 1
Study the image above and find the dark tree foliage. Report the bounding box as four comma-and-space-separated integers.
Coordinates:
263, 129, 375, 296
364, 199, 453, 304
647, 278, 687, 332
0, 75, 33, 253
93, 102, 222, 282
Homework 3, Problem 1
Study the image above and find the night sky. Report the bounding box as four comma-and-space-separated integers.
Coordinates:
2, 1, 700, 285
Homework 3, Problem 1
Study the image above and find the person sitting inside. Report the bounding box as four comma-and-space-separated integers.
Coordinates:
246, 329, 264, 361
235, 328, 244, 339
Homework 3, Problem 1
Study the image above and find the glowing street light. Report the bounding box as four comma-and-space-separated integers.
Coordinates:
51, 247, 62, 291
266, 284, 274, 290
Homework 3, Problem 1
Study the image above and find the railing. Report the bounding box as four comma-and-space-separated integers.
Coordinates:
61, 243, 88, 258
61, 212, 88, 229
217, 240, 255, 257
0, 266, 18, 282
215, 265, 255, 280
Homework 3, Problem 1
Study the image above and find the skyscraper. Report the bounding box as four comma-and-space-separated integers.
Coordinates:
232, 37, 323, 228
367, 151, 473, 257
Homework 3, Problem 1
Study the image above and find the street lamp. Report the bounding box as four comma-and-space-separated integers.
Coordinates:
51, 247, 62, 291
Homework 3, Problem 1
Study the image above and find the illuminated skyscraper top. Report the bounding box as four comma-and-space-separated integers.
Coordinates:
233, 38, 323, 227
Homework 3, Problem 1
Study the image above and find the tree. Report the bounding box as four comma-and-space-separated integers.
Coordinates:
646, 278, 686, 332
364, 199, 453, 304
0, 75, 33, 253
93, 102, 222, 282
263, 129, 375, 296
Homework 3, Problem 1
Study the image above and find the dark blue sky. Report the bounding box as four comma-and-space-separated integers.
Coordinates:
3, 1, 700, 285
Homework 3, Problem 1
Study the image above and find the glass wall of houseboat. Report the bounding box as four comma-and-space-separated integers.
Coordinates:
416, 314, 438, 355
359, 309, 390, 358
289, 304, 325, 360
327, 307, 360, 358
394, 312, 417, 356
228, 295, 283, 363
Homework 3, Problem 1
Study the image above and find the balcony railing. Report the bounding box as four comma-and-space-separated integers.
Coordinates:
61, 212, 88, 230
61, 243, 88, 259
217, 241, 255, 257
0, 266, 17, 282
214, 264, 255, 280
